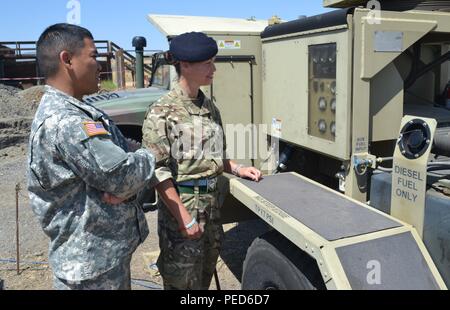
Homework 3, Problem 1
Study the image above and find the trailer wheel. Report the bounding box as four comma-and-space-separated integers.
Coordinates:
242, 231, 326, 290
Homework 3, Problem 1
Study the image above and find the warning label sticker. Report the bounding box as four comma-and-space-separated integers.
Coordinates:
272, 118, 282, 138
218, 40, 241, 49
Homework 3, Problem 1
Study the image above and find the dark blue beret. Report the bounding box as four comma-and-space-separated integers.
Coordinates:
169, 32, 218, 62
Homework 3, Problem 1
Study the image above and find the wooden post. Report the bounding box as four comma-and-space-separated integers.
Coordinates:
0, 57, 4, 80
106, 53, 113, 81
115, 49, 126, 89
15, 183, 20, 275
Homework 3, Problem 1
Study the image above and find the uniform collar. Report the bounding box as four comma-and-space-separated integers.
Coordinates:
45, 85, 104, 121
170, 83, 211, 116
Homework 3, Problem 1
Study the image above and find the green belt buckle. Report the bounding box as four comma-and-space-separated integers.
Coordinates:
178, 186, 209, 195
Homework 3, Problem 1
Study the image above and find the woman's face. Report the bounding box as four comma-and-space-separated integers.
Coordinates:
181, 57, 216, 86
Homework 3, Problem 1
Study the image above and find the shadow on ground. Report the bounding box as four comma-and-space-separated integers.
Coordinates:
220, 219, 271, 284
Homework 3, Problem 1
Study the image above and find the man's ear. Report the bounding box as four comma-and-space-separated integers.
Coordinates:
60, 51, 72, 68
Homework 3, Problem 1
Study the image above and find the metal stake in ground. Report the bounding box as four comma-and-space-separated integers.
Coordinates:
15, 183, 20, 275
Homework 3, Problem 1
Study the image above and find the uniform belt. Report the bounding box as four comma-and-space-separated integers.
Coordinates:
177, 177, 218, 194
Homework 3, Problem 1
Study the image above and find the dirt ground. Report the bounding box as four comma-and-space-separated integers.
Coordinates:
0, 85, 43, 150
0, 148, 269, 290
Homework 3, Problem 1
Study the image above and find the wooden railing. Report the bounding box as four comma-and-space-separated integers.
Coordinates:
0, 40, 158, 89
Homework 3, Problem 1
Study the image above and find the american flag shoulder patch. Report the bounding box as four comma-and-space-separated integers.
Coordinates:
82, 121, 109, 137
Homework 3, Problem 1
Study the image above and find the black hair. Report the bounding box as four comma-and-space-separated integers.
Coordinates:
174, 63, 181, 76
164, 51, 181, 76
36, 23, 94, 78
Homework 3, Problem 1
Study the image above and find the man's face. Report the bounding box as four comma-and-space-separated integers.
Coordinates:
70, 38, 101, 97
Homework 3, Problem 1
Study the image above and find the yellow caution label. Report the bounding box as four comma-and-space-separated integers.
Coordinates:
218, 40, 241, 50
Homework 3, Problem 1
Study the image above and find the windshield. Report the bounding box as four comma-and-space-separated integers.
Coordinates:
150, 53, 171, 89
152, 63, 171, 89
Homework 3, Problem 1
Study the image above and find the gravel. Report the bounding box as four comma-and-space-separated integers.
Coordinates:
0, 84, 44, 151
0, 84, 43, 119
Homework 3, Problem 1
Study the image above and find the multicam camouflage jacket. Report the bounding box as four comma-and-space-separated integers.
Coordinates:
142, 83, 227, 184
27, 86, 155, 281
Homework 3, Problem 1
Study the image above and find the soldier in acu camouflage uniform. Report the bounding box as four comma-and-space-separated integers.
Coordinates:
27, 24, 156, 290
142, 32, 263, 290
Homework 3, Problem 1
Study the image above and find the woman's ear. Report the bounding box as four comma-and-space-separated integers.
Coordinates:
180, 61, 190, 71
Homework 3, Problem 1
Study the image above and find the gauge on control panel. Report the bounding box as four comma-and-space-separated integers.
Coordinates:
330, 81, 336, 95
318, 97, 327, 111
330, 122, 336, 136
318, 120, 327, 133
330, 98, 336, 113
328, 51, 336, 63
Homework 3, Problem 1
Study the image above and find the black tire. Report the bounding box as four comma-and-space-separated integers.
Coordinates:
242, 230, 326, 290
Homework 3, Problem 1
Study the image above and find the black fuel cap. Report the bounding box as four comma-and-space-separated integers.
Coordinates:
398, 119, 432, 160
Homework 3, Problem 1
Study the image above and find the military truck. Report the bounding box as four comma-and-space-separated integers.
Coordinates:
94, 1, 450, 289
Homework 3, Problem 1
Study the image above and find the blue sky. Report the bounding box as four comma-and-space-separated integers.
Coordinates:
0, 0, 332, 52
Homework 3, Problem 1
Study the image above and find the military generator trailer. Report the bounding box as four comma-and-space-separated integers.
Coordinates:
93, 2, 450, 289
225, 2, 450, 289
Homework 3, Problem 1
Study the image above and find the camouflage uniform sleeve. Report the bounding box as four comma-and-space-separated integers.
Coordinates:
91, 106, 130, 151
107, 118, 129, 151
142, 105, 173, 185
101, 116, 141, 152
55, 114, 155, 198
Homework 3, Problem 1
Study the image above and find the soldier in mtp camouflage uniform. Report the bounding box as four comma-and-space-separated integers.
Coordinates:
27, 24, 155, 290
142, 32, 263, 290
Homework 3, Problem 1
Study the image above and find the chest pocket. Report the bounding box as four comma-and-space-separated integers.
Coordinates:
171, 121, 196, 160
